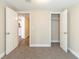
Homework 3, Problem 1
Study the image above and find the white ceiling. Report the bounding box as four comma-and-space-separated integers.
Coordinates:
5, 0, 79, 11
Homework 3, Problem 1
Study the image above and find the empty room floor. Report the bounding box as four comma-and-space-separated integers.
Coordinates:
2, 43, 77, 59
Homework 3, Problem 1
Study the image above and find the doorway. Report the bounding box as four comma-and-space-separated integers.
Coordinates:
51, 14, 60, 46
18, 13, 30, 47
51, 10, 68, 52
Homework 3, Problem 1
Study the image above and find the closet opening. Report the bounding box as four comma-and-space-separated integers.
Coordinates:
51, 14, 60, 46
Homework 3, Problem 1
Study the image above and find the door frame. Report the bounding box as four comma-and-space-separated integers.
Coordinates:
17, 11, 31, 47
50, 12, 61, 46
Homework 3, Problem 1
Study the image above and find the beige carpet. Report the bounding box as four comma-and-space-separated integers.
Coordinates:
2, 43, 77, 59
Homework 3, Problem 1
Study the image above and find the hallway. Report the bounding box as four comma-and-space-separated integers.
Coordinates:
2, 43, 77, 59
18, 37, 29, 47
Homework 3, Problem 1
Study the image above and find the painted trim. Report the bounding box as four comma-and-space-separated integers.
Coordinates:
0, 52, 5, 59
69, 48, 79, 59
30, 44, 51, 47
29, 12, 32, 47
50, 12, 61, 14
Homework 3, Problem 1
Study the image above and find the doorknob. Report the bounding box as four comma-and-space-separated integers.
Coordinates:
6, 32, 10, 35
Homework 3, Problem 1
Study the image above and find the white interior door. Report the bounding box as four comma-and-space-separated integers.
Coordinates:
60, 9, 68, 52
6, 7, 18, 55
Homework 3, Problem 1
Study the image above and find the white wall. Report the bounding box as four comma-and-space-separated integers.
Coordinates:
18, 11, 61, 47
68, 4, 79, 58
30, 10, 51, 47
0, 1, 5, 58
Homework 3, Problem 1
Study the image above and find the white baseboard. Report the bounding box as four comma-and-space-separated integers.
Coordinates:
51, 40, 60, 43
0, 52, 5, 59
69, 48, 79, 59
30, 44, 51, 47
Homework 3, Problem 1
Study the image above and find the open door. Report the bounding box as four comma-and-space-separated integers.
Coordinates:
60, 9, 68, 52
6, 7, 18, 55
